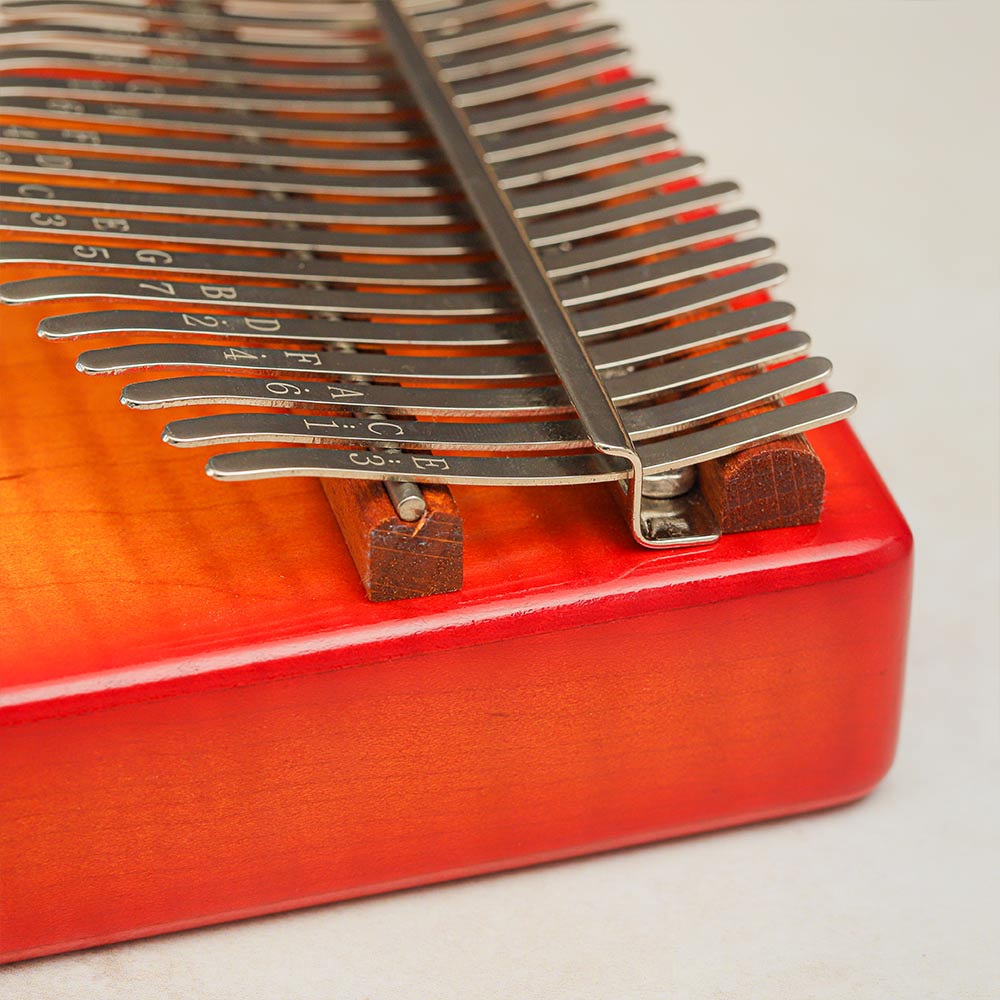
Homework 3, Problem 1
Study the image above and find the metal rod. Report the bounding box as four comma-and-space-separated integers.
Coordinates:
375, 0, 634, 468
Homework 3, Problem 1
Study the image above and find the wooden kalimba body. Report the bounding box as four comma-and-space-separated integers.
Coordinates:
0, 0, 911, 963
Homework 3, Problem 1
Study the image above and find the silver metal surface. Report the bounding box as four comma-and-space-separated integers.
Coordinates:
9, 0, 857, 551
0, 274, 517, 315
201, 393, 855, 487
109, 330, 812, 417
0, 124, 440, 169
158, 357, 834, 452
5, 241, 496, 286
39, 311, 534, 347
1, 150, 448, 196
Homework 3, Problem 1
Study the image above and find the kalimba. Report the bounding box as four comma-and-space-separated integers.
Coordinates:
0, 0, 912, 962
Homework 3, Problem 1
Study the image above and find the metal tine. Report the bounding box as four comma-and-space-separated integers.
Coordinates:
0, 98, 421, 141
450, 47, 631, 108
0, 150, 704, 205
1, 173, 726, 233
200, 377, 849, 488
118, 330, 804, 418
410, 0, 548, 30
2, 7, 384, 39
0, 52, 394, 87
526, 181, 740, 247
557, 238, 776, 308
0, 27, 380, 60
124, 375, 574, 418
1, 0, 376, 20
160, 357, 832, 451
200, 391, 856, 488
0, 275, 517, 316
467, 77, 655, 135
0, 209, 486, 256
438, 23, 618, 83
206, 447, 629, 488
0, 77, 410, 114
1, 253, 779, 325
105, 330, 808, 414
574, 263, 788, 338
540, 208, 760, 278
166, 409, 591, 451
38, 297, 788, 365
423, 2, 596, 57
10, 233, 765, 302
0, 206, 752, 268
588, 301, 796, 370
482, 103, 671, 162
0, 11, 373, 36
508, 157, 704, 219
636, 392, 857, 474
4, 241, 498, 287
0, 125, 439, 170
495, 131, 678, 189
77, 342, 552, 382
1, 151, 449, 197
40, 311, 534, 347
628, 357, 832, 439
2, 251, 778, 324
0, 183, 465, 226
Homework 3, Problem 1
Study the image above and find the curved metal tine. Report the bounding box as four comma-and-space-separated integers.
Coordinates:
200, 392, 859, 488
0, 77, 409, 113
76, 342, 551, 381
163, 410, 589, 451
160, 356, 833, 451
556, 237, 776, 308
4, 241, 499, 287
423, 2, 596, 57
0, 27, 379, 60
0, 275, 516, 316
1, 5, 380, 32
1, 0, 375, 20
0, 209, 484, 256
636, 392, 857, 474
495, 130, 678, 189
467, 77, 655, 136
0, 125, 439, 170
574, 263, 788, 338
438, 23, 619, 83
116, 329, 808, 420
526, 181, 740, 248
123, 375, 573, 418
206, 447, 629, 488
40, 311, 533, 347
509, 157, 704, 219
410, 0, 546, 30
1, 151, 449, 197
606, 329, 812, 406
588, 301, 796, 370
451, 47, 631, 108
628, 357, 833, 440
0, 98, 420, 141
481, 103, 671, 163
540, 208, 761, 278
0, 52, 393, 88
0, 183, 466, 226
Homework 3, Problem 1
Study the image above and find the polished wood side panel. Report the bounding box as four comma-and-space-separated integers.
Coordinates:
0, 533, 910, 963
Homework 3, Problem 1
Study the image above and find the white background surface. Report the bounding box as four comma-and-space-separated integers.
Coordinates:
3, 3, 998, 997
